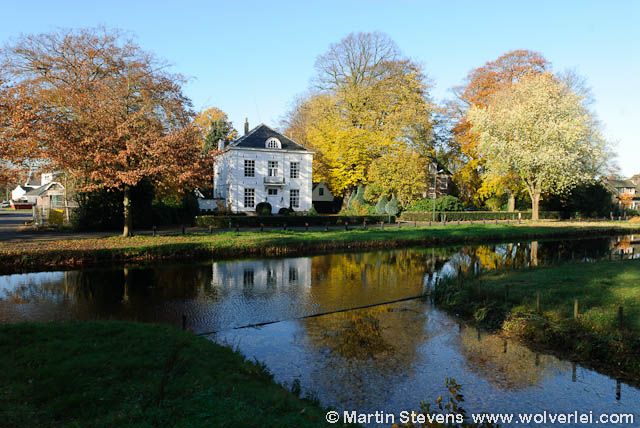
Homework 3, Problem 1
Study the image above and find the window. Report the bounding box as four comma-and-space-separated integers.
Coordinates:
265, 137, 281, 149
267, 188, 278, 196
290, 162, 299, 179
244, 160, 255, 177
290, 189, 299, 208
268, 161, 278, 177
243, 269, 254, 287
318, 187, 324, 196
244, 188, 255, 208
439, 178, 448, 190
289, 267, 298, 284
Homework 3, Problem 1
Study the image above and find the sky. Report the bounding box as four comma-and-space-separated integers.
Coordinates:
3, 0, 639, 176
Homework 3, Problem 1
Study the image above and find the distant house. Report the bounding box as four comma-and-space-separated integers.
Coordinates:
607, 176, 640, 210
10, 172, 65, 208
425, 159, 454, 199
311, 182, 340, 213
212, 121, 313, 214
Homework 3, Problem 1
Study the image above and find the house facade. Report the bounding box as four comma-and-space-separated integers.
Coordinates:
425, 160, 454, 199
213, 123, 313, 214
607, 176, 640, 211
311, 182, 340, 213
10, 172, 63, 207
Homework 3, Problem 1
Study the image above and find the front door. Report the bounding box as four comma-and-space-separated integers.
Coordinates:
266, 188, 280, 213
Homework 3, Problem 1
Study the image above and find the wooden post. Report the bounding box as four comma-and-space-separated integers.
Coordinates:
573, 299, 579, 319
536, 292, 541, 314
152, 225, 157, 237
182, 314, 187, 331
363, 220, 367, 230
181, 224, 185, 235
305, 222, 309, 231
380, 221, 384, 229
618, 306, 624, 329
209, 225, 213, 234
260, 223, 264, 232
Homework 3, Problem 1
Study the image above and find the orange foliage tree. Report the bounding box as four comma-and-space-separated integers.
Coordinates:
451, 50, 549, 207
0, 28, 206, 236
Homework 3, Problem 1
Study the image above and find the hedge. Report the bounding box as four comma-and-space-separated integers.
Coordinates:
400, 211, 561, 222
195, 215, 395, 229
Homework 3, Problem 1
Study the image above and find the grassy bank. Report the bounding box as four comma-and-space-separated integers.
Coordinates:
1, 221, 639, 272
0, 321, 346, 427
434, 259, 640, 382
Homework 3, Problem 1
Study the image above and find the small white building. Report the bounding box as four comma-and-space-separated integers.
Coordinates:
213, 122, 313, 214
11, 172, 60, 205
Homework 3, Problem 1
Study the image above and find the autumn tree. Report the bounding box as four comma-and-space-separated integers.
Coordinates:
366, 148, 427, 207
468, 73, 607, 220
285, 32, 433, 197
0, 27, 203, 236
193, 107, 237, 154
451, 50, 549, 208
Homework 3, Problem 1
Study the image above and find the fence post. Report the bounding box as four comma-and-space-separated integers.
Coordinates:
618, 306, 624, 329
182, 314, 187, 331
536, 292, 541, 314
209, 225, 213, 234
573, 299, 579, 319
305, 222, 309, 232
152, 225, 157, 237
380, 221, 384, 229
260, 223, 264, 232
181, 224, 185, 235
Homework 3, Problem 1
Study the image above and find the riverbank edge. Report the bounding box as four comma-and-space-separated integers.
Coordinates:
1, 223, 639, 274
433, 260, 640, 386
0, 321, 351, 427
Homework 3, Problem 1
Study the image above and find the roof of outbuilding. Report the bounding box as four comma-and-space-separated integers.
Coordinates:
24, 182, 62, 197
228, 124, 309, 152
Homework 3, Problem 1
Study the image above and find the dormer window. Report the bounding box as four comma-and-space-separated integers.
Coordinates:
265, 137, 281, 149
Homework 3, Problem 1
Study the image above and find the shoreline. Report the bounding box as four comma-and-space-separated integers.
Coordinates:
1, 222, 639, 274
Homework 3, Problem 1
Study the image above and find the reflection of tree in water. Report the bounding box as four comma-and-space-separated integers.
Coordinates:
301, 301, 428, 407
457, 325, 568, 390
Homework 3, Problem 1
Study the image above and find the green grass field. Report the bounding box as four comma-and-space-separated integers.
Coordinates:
1, 221, 638, 271
0, 322, 345, 428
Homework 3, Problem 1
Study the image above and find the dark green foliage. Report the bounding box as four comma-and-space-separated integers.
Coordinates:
196, 215, 393, 228
203, 117, 235, 154
73, 180, 199, 231
0, 322, 343, 427
385, 195, 400, 216
542, 182, 614, 218
256, 202, 273, 216
307, 205, 319, 216
375, 195, 388, 215
401, 211, 561, 222
278, 207, 293, 216
406, 195, 465, 212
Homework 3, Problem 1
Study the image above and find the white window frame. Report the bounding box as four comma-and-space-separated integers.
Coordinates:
290, 161, 299, 179
244, 159, 255, 177
244, 188, 255, 208
268, 161, 278, 177
289, 189, 300, 208
265, 137, 281, 149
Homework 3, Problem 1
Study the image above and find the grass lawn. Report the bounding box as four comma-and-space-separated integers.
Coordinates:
0, 321, 345, 428
1, 221, 639, 271
435, 259, 640, 380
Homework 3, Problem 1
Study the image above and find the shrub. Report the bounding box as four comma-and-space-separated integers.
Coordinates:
385, 195, 400, 217
405, 195, 464, 212
375, 195, 388, 215
255, 202, 272, 216
307, 205, 318, 216
195, 215, 394, 228
278, 207, 293, 216
401, 211, 562, 222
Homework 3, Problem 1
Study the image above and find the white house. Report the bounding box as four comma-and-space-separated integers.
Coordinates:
312, 182, 339, 213
213, 122, 313, 214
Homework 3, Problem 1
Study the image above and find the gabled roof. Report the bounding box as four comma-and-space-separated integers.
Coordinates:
24, 182, 63, 197
227, 124, 310, 152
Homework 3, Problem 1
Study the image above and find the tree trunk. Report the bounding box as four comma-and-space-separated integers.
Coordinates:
507, 192, 515, 212
531, 190, 541, 221
123, 186, 133, 237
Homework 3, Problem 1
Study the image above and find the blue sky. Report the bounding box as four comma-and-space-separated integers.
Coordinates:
3, 0, 639, 176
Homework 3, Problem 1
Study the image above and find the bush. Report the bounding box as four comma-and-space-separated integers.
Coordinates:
195, 215, 394, 229
385, 195, 400, 217
375, 195, 388, 215
405, 195, 464, 212
278, 207, 293, 216
307, 205, 318, 216
255, 202, 272, 216
401, 211, 561, 222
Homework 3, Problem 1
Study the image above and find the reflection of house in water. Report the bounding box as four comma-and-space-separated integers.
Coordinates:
211, 258, 312, 290
611, 235, 639, 256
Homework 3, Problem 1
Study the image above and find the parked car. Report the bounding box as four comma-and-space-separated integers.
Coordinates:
1, 201, 11, 208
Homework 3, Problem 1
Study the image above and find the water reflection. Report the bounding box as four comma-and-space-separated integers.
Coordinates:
1, 236, 639, 426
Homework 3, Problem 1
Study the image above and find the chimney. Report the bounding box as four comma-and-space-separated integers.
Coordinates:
244, 118, 249, 135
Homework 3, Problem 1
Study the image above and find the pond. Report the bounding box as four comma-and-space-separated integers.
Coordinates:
1, 235, 639, 427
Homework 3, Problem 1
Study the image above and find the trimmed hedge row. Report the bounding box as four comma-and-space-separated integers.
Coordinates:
195, 215, 395, 229
400, 211, 561, 222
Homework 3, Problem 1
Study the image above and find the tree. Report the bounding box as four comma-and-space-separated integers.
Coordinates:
451, 50, 549, 206
0, 28, 203, 236
468, 73, 607, 220
375, 195, 388, 215
366, 148, 427, 207
385, 195, 400, 217
193, 107, 237, 154
285, 32, 434, 197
